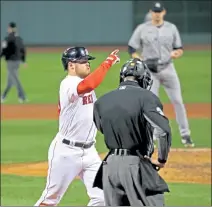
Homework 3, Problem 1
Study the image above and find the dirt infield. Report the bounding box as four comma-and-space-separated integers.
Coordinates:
1, 149, 211, 184
1, 103, 211, 120
1, 103, 211, 184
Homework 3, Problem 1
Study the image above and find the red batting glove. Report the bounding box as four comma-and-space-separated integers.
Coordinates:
105, 49, 120, 66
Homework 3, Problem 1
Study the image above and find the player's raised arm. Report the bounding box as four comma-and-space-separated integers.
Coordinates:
77, 49, 120, 95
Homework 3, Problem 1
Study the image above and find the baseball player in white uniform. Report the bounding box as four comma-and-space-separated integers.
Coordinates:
34, 47, 120, 206
127, 2, 195, 147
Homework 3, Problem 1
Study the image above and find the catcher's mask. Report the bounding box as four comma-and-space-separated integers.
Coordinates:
120, 58, 153, 90
61, 46, 96, 71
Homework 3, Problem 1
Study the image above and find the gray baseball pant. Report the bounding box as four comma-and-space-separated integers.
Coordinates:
2, 60, 26, 100
103, 155, 165, 206
150, 63, 190, 137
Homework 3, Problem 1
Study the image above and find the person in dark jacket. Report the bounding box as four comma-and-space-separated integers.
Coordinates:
93, 58, 172, 206
1, 22, 27, 103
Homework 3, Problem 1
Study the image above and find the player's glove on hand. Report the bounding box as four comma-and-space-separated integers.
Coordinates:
105, 49, 120, 66
144, 58, 159, 73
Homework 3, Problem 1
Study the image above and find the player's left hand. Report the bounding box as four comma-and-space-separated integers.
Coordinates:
171, 50, 183, 59
170, 50, 179, 59
144, 155, 165, 170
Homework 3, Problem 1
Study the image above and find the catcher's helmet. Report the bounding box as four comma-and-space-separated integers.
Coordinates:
120, 58, 153, 90
61, 46, 95, 70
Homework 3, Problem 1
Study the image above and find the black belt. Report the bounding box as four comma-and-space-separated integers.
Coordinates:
110, 149, 139, 156
62, 139, 94, 149
110, 148, 160, 171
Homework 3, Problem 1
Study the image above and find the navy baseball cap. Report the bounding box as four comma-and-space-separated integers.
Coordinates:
151, 2, 165, 12
9, 22, 16, 28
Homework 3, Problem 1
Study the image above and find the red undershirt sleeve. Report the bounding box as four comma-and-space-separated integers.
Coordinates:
77, 62, 112, 95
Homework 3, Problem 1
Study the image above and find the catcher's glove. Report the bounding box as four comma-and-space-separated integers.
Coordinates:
144, 58, 159, 73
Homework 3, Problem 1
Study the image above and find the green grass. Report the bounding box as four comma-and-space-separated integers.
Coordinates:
1, 119, 211, 164
168, 119, 211, 148
165, 182, 211, 206
1, 51, 211, 103
1, 120, 58, 163
1, 175, 211, 206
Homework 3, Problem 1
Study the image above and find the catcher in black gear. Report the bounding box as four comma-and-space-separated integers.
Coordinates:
93, 58, 172, 206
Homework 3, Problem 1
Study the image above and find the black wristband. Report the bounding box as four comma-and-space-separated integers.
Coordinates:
158, 158, 167, 164
128, 45, 136, 55
173, 46, 183, 50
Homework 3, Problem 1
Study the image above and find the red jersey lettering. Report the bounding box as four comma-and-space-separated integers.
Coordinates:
88, 94, 93, 104
82, 94, 93, 105
82, 96, 88, 105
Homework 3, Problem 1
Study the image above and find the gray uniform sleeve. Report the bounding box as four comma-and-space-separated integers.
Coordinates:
128, 24, 142, 50
143, 92, 172, 163
172, 24, 183, 49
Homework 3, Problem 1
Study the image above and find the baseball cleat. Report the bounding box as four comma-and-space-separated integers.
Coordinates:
1, 97, 6, 103
181, 136, 195, 147
18, 98, 29, 104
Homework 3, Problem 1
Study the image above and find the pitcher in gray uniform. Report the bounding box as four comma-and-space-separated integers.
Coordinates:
128, 2, 194, 147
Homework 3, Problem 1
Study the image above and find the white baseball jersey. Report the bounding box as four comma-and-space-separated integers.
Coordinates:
58, 75, 97, 143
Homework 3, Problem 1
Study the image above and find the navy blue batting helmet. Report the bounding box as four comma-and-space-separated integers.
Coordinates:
61, 46, 95, 70
120, 58, 153, 90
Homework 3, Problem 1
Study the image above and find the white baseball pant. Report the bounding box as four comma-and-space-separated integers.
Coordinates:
34, 134, 104, 206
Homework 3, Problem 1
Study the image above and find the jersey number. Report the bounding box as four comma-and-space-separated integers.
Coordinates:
82, 94, 93, 105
